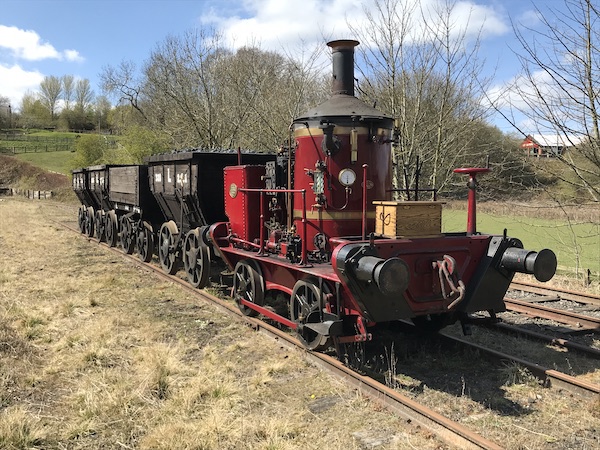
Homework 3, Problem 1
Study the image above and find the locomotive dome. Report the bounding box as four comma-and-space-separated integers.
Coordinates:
294, 39, 393, 124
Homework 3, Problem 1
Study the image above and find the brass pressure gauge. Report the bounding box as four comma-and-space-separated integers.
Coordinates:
338, 168, 356, 187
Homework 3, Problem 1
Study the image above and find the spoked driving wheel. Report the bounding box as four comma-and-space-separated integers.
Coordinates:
158, 221, 180, 275
78, 206, 86, 233
105, 211, 118, 247
119, 216, 136, 254
94, 210, 105, 241
183, 228, 211, 288
233, 260, 264, 316
290, 279, 331, 351
85, 206, 95, 237
136, 222, 154, 263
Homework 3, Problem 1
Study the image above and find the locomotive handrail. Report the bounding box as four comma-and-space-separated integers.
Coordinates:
239, 187, 308, 265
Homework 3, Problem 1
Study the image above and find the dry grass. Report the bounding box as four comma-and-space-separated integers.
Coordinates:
0, 199, 445, 450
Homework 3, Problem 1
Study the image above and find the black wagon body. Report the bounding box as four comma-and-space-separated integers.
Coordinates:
107, 165, 164, 225
72, 168, 96, 209
146, 150, 276, 232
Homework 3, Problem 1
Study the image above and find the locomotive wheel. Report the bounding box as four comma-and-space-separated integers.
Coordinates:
85, 206, 95, 237
105, 211, 119, 248
290, 279, 331, 351
233, 260, 264, 317
94, 210, 106, 242
136, 222, 154, 263
119, 216, 136, 254
77, 206, 86, 233
183, 228, 211, 288
158, 221, 180, 275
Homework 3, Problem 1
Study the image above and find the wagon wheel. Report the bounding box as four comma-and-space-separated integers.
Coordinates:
136, 222, 154, 263
290, 279, 331, 351
94, 210, 106, 242
105, 211, 119, 247
233, 260, 264, 317
183, 228, 211, 288
85, 206, 95, 237
158, 221, 180, 275
77, 206, 86, 233
119, 216, 136, 254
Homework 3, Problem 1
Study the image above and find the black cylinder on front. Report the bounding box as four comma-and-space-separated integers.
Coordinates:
500, 247, 557, 282
328, 40, 359, 96
355, 255, 410, 296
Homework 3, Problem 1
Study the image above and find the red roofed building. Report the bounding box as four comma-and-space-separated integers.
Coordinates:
521, 134, 580, 157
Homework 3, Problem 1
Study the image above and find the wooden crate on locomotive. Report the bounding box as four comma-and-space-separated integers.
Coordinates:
373, 201, 443, 238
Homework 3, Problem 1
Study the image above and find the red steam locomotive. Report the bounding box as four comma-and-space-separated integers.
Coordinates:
73, 39, 557, 355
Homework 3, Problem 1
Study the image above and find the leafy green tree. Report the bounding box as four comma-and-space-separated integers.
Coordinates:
71, 134, 106, 168
20, 92, 50, 129
0, 95, 11, 129
120, 124, 169, 163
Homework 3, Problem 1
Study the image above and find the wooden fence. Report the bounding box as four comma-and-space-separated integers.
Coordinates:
0, 187, 53, 199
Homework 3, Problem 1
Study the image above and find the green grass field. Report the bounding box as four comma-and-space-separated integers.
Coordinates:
443, 209, 599, 276
15, 150, 74, 175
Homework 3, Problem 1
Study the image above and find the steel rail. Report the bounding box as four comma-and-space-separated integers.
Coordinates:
51, 217, 504, 450
438, 332, 600, 398
504, 298, 600, 332
510, 280, 600, 307
490, 321, 600, 359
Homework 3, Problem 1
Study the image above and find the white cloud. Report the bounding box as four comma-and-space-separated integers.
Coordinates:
200, 0, 508, 51
0, 25, 83, 62
202, 0, 362, 51
0, 63, 44, 108
64, 49, 84, 62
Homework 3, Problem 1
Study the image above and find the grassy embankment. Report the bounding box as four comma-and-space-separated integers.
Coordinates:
1, 130, 78, 175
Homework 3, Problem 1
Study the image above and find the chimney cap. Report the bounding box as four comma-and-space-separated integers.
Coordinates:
327, 39, 359, 50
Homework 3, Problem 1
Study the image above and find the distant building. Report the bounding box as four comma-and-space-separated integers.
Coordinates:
520, 134, 580, 157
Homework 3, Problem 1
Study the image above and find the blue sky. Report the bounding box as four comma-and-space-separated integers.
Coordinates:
0, 0, 567, 133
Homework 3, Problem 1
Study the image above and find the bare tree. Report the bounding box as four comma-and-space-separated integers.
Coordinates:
348, 0, 493, 197
140, 28, 327, 150
75, 79, 94, 111
39, 75, 63, 121
142, 29, 228, 148
62, 75, 75, 110
498, 0, 599, 202
100, 60, 148, 121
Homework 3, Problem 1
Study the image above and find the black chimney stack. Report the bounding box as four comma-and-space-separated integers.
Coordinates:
328, 40, 359, 96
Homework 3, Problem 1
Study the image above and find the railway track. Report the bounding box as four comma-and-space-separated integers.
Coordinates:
49, 212, 599, 449
510, 280, 600, 307
504, 298, 600, 333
